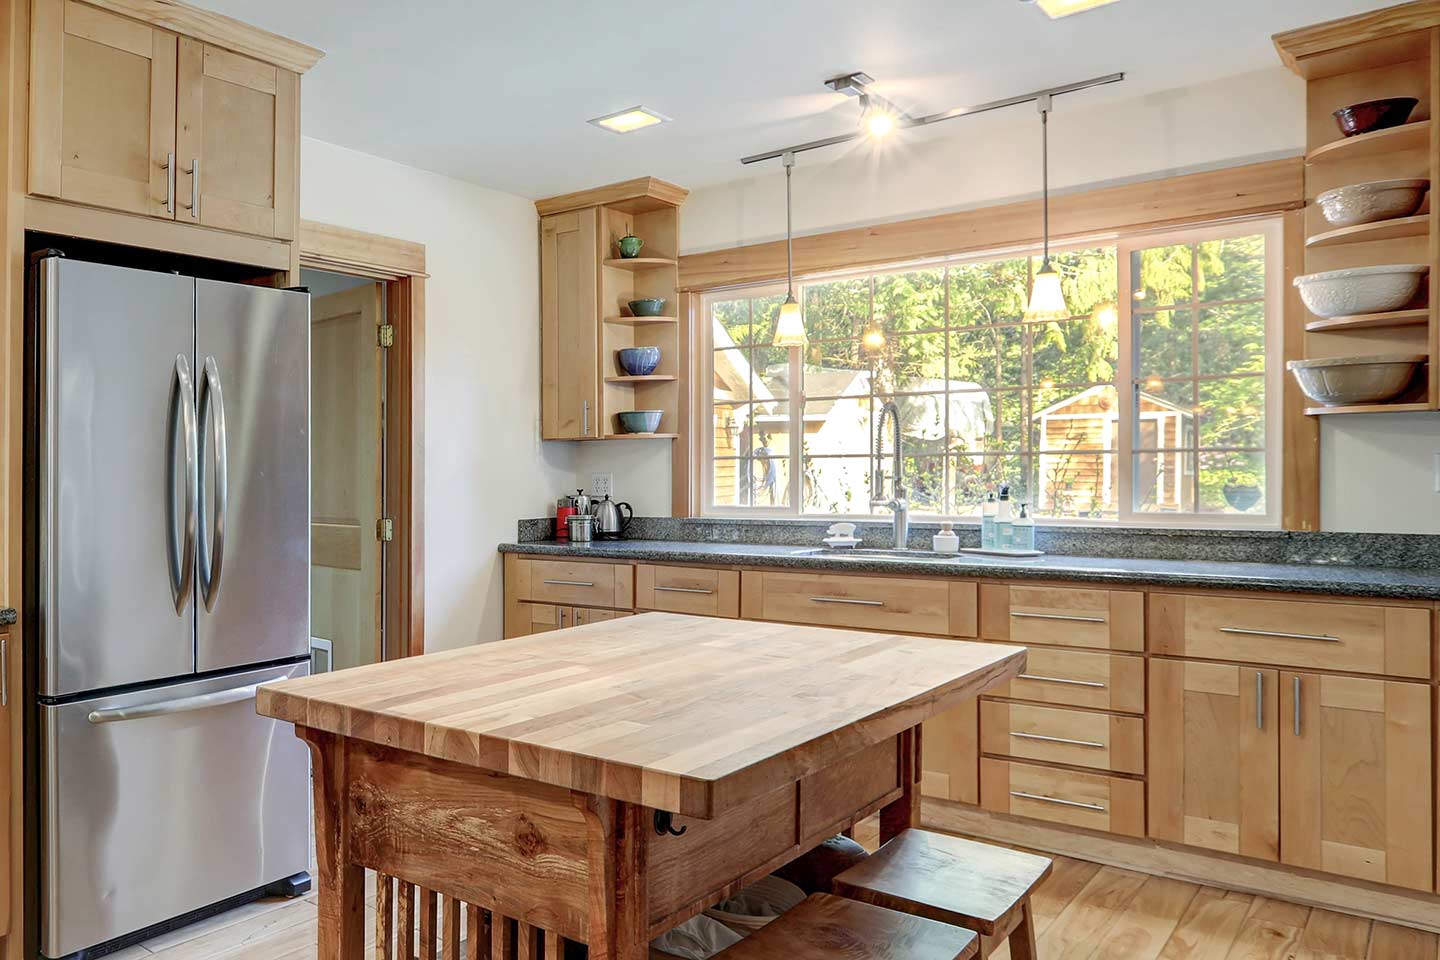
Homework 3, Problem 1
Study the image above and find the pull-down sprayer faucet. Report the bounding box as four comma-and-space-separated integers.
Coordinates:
871, 401, 909, 549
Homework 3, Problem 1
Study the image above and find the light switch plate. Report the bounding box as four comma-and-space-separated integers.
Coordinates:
591, 473, 614, 497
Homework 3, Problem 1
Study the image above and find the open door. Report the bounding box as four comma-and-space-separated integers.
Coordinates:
310, 282, 385, 671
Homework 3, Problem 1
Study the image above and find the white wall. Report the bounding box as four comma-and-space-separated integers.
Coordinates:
579, 67, 1440, 530
301, 138, 576, 651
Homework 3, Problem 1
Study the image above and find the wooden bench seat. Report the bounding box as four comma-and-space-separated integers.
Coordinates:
708, 893, 978, 960
831, 831, 1052, 960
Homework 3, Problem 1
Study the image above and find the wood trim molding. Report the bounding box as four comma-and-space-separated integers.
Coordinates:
81, 0, 324, 73
299, 220, 427, 279
678, 158, 1305, 291
535, 176, 689, 218
1281, 209, 1320, 531
1273, 0, 1440, 76
672, 291, 698, 517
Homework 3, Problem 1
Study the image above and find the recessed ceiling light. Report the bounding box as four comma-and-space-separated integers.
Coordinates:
1028, 0, 1122, 19
588, 106, 671, 134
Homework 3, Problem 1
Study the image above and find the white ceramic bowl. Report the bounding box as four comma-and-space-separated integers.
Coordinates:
1287, 354, 1425, 406
1315, 178, 1429, 228
1293, 264, 1428, 318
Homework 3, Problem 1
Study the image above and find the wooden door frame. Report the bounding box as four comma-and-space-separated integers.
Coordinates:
299, 220, 426, 658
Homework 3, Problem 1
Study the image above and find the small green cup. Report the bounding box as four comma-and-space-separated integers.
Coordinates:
617, 234, 644, 258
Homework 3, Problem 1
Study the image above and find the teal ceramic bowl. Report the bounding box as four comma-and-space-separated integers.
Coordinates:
628, 298, 666, 317
616, 410, 663, 434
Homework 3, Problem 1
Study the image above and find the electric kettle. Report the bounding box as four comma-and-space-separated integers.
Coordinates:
591, 494, 633, 539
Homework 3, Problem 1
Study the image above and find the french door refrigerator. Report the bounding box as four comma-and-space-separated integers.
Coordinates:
31, 255, 313, 960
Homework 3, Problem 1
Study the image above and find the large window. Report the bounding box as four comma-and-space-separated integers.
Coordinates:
702, 220, 1282, 525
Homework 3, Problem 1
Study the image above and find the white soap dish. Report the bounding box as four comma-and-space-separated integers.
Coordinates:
961, 546, 1044, 558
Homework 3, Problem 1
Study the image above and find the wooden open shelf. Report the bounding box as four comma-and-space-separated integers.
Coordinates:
603, 257, 678, 270
604, 375, 677, 383
1306, 121, 1431, 164
605, 315, 678, 325
1305, 308, 1430, 332
1305, 401, 1431, 416
1306, 215, 1429, 248
602, 432, 679, 440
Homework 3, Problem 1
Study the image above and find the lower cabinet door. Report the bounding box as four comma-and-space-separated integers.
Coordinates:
1148, 659, 1280, 860
980, 758, 1144, 837
921, 699, 978, 804
1279, 673, 1433, 891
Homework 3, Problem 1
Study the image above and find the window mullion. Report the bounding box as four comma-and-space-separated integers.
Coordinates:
1116, 243, 1136, 523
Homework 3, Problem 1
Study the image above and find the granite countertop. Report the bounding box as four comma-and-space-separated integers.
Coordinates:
0, 608, 14, 626
498, 539, 1440, 601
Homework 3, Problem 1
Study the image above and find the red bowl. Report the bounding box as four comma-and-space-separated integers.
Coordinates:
1333, 97, 1419, 137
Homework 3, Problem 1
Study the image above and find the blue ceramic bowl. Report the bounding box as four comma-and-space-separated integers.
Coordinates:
616, 410, 663, 434
628, 298, 667, 317
617, 347, 661, 376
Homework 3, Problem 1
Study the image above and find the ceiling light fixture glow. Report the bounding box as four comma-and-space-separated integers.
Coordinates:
1029, 0, 1122, 19
773, 152, 807, 348
588, 106, 670, 134
1024, 94, 1071, 322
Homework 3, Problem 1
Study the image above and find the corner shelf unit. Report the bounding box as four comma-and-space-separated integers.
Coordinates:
1277, 17, 1440, 416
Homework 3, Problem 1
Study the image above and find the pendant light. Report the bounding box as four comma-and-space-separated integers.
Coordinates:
772, 151, 807, 347
1024, 94, 1069, 322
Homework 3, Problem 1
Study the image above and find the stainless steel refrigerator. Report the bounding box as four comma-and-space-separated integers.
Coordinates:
31, 255, 313, 960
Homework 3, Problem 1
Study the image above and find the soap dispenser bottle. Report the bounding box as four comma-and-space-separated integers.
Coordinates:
994, 485, 1014, 550
981, 491, 998, 549
933, 521, 959, 554
1014, 502, 1035, 552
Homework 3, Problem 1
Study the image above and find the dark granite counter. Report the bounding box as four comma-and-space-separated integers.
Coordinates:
498, 539, 1440, 601
0, 608, 14, 626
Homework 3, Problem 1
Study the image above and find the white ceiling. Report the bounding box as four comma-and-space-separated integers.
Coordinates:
202, 0, 1395, 199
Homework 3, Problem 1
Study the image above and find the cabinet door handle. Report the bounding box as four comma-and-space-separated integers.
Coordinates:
809, 596, 884, 607
559, 607, 568, 628
655, 586, 714, 595
1017, 674, 1106, 689
1011, 611, 1106, 624
1293, 675, 1302, 737
1, 637, 8, 708
178, 158, 200, 217
582, 400, 590, 436
1011, 731, 1105, 749
1010, 791, 1105, 813
163, 152, 176, 214
1255, 671, 1264, 730
543, 579, 594, 587
1221, 626, 1339, 643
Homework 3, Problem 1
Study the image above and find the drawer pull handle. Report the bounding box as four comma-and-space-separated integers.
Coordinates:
543, 579, 595, 587
1293, 675, 1302, 738
809, 597, 885, 607
1017, 674, 1107, 689
1009, 791, 1106, 813
1256, 671, 1264, 730
1220, 626, 1339, 643
1010, 731, 1105, 749
1011, 612, 1106, 624
654, 586, 714, 595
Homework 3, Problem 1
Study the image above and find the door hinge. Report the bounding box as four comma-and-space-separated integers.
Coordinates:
376, 518, 394, 542
377, 324, 395, 348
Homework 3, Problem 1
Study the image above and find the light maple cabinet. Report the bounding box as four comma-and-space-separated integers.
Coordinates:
28, 0, 303, 240
540, 209, 600, 439
0, 623, 8, 938
921, 699, 978, 805
510, 603, 631, 637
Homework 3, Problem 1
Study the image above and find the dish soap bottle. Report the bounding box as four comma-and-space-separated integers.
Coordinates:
1014, 502, 1035, 552
933, 521, 959, 554
980, 491, 998, 549
994, 485, 1014, 550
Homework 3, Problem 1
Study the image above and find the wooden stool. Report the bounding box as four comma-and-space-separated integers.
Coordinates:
708, 892, 978, 960
831, 830, 1052, 960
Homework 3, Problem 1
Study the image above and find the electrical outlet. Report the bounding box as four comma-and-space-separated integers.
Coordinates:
591, 473, 614, 497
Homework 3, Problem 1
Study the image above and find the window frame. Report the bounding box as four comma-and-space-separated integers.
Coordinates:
698, 216, 1285, 527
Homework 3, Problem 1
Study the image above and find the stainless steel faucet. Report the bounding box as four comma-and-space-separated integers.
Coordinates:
871, 400, 909, 549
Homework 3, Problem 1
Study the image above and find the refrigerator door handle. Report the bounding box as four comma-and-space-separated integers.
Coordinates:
85, 682, 258, 725
198, 355, 229, 611
167, 354, 199, 615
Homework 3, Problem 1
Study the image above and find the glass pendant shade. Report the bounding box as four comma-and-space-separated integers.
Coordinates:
774, 294, 806, 347
1024, 261, 1068, 322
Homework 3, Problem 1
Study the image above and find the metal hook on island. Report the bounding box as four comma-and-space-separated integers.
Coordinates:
653, 811, 687, 837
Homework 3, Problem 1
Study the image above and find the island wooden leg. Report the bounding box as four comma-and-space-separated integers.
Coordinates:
879, 724, 922, 845
300, 726, 367, 959
580, 796, 650, 960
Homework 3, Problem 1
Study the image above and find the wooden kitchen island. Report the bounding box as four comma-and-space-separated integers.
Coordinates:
257, 612, 1024, 960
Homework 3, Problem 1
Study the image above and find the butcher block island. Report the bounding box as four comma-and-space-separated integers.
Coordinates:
256, 612, 1026, 960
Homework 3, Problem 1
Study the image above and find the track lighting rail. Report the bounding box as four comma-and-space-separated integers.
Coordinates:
739, 72, 1125, 165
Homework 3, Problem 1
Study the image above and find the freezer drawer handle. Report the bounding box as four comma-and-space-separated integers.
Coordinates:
167, 355, 199, 614
1010, 790, 1106, 813
198, 356, 229, 612
1011, 611, 1106, 624
1220, 626, 1340, 643
86, 683, 260, 724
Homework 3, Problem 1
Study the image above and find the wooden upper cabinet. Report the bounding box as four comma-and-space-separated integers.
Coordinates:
1279, 674, 1432, 891
175, 39, 298, 239
540, 209, 600, 439
1148, 659, 1280, 862
29, 0, 177, 217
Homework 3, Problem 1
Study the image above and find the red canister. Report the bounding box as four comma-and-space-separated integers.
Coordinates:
555, 498, 575, 541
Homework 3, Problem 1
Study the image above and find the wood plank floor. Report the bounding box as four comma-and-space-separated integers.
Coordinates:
104, 817, 1436, 960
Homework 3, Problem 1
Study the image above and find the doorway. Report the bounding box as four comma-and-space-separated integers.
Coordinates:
303, 268, 388, 671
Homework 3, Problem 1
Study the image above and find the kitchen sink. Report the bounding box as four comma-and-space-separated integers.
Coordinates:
790, 547, 977, 562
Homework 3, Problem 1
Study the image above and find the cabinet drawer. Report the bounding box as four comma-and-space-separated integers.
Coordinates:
798, 736, 901, 840
981, 758, 1144, 837
980, 701, 1143, 774
513, 558, 632, 608
981, 584, 1143, 651
747, 571, 977, 637
636, 564, 739, 618
1150, 594, 1431, 679
989, 647, 1144, 713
